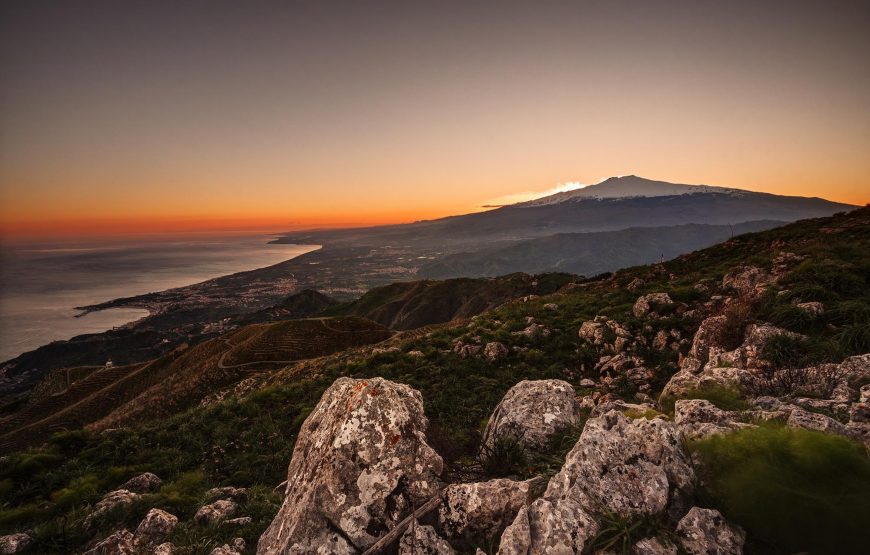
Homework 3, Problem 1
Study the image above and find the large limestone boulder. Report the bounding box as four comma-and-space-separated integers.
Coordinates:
437, 477, 542, 544
676, 507, 745, 555
498, 411, 695, 554
257, 377, 443, 554
482, 380, 583, 451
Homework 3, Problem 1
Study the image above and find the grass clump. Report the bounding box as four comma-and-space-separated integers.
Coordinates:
660, 384, 750, 415
691, 425, 870, 554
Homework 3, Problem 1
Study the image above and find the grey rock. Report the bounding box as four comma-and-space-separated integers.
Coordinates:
632, 537, 678, 555
498, 411, 694, 554
154, 543, 175, 555
0, 533, 31, 555
210, 538, 246, 555
787, 407, 851, 438
721, 265, 773, 296
632, 293, 673, 318
135, 508, 178, 542
796, 301, 824, 315
83, 529, 136, 555
676, 507, 745, 555
86, 489, 139, 526
120, 472, 162, 493
205, 486, 248, 503
438, 477, 542, 543
399, 523, 455, 555
482, 380, 583, 451
257, 377, 443, 554
484, 342, 509, 362
195, 499, 237, 525
224, 516, 253, 526
674, 399, 748, 440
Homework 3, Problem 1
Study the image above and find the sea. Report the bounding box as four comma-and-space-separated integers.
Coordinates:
0, 233, 317, 362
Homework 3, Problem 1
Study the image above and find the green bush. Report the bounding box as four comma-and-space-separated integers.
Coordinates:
691, 425, 870, 554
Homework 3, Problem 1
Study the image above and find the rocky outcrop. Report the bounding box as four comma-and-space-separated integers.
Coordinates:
399, 523, 455, 555
120, 472, 162, 493
676, 507, 745, 555
482, 380, 583, 450
0, 533, 31, 555
498, 410, 695, 554
633, 292, 673, 318
257, 377, 443, 554
579, 316, 633, 355
438, 478, 542, 545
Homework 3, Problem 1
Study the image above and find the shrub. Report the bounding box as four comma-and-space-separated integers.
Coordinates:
479, 432, 528, 478
691, 425, 870, 554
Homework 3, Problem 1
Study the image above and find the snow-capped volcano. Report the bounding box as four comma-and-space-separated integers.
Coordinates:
518, 175, 745, 206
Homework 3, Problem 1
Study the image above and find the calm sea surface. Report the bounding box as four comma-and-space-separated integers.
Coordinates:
0, 233, 317, 361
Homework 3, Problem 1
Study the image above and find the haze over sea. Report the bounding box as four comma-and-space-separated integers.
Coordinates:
0, 234, 316, 362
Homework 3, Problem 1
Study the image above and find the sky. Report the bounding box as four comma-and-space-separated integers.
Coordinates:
1, 0, 869, 237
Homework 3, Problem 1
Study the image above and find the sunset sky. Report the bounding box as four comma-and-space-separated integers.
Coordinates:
1, 0, 869, 237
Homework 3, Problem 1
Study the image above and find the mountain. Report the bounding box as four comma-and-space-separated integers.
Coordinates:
419, 220, 782, 279
275, 176, 854, 249
1, 207, 868, 554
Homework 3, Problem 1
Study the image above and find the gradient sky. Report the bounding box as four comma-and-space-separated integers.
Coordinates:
1, 0, 869, 237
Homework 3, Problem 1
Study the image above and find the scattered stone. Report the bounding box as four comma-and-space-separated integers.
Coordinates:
154, 543, 175, 555
120, 472, 162, 493
633, 536, 678, 555
257, 377, 443, 554
722, 265, 773, 296
543, 303, 559, 310
482, 380, 584, 450
83, 529, 136, 555
579, 378, 596, 388
408, 350, 425, 357
135, 508, 178, 543
676, 507, 745, 555
633, 292, 673, 317
796, 301, 824, 315
512, 323, 550, 337
224, 517, 253, 526
688, 315, 730, 363
86, 489, 139, 526
438, 477, 542, 543
205, 486, 248, 503
399, 523, 455, 555
483, 341, 509, 362
627, 277, 645, 291
0, 533, 31, 554
195, 499, 238, 525
210, 538, 246, 555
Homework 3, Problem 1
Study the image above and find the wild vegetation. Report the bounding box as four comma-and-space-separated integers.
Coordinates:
0, 207, 868, 553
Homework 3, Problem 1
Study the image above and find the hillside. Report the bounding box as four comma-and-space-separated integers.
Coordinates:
329, 272, 574, 329
1, 207, 868, 554
0, 317, 391, 452
419, 220, 781, 279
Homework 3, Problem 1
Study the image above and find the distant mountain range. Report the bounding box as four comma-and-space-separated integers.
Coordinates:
276, 175, 854, 250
